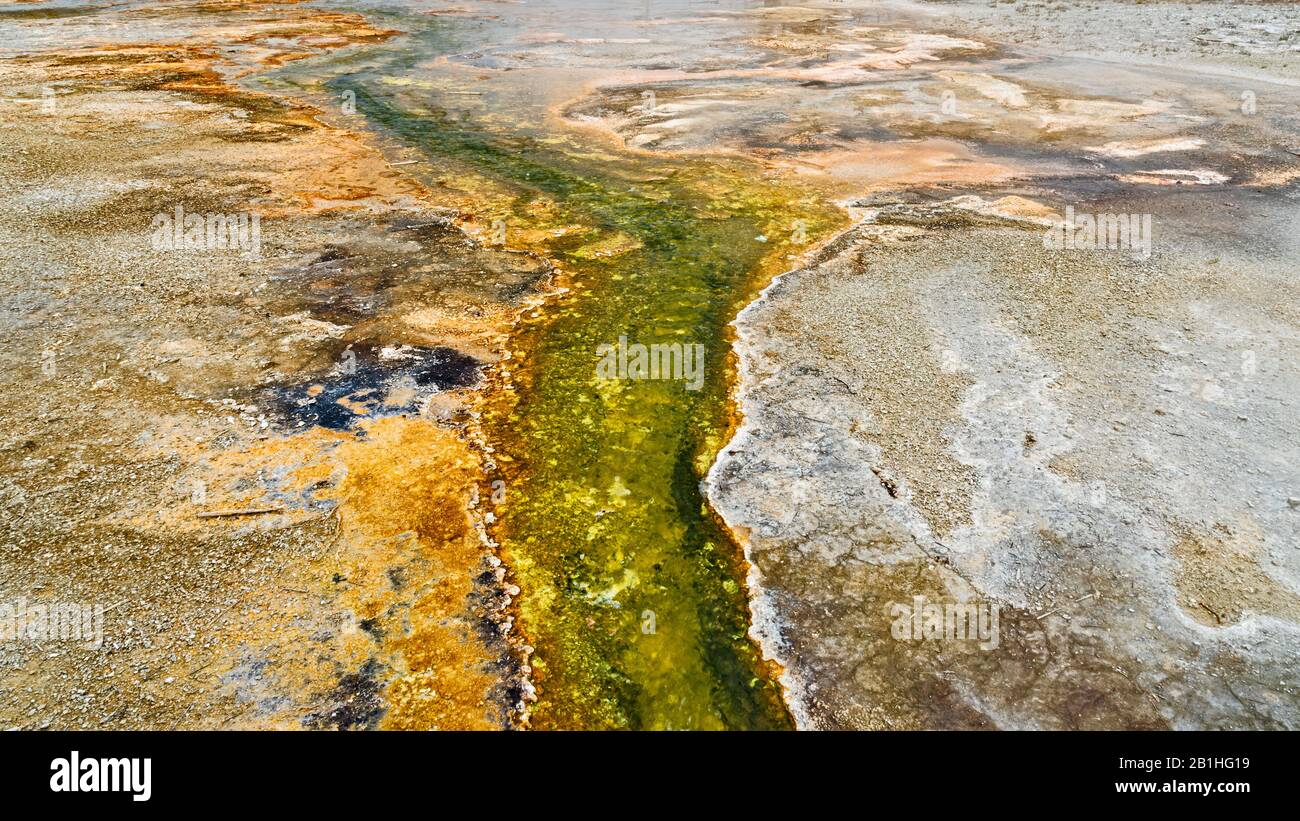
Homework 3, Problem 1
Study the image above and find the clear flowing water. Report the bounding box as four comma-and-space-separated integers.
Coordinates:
273, 0, 844, 728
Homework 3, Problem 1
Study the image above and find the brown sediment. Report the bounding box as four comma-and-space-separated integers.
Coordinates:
326, 416, 507, 730
0, 1, 532, 730
1173, 525, 1300, 629
99, 411, 513, 729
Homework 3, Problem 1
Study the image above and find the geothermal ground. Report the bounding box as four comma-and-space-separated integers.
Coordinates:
1, 0, 1298, 730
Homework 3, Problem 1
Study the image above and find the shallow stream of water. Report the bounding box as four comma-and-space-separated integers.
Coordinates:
272, 0, 843, 728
